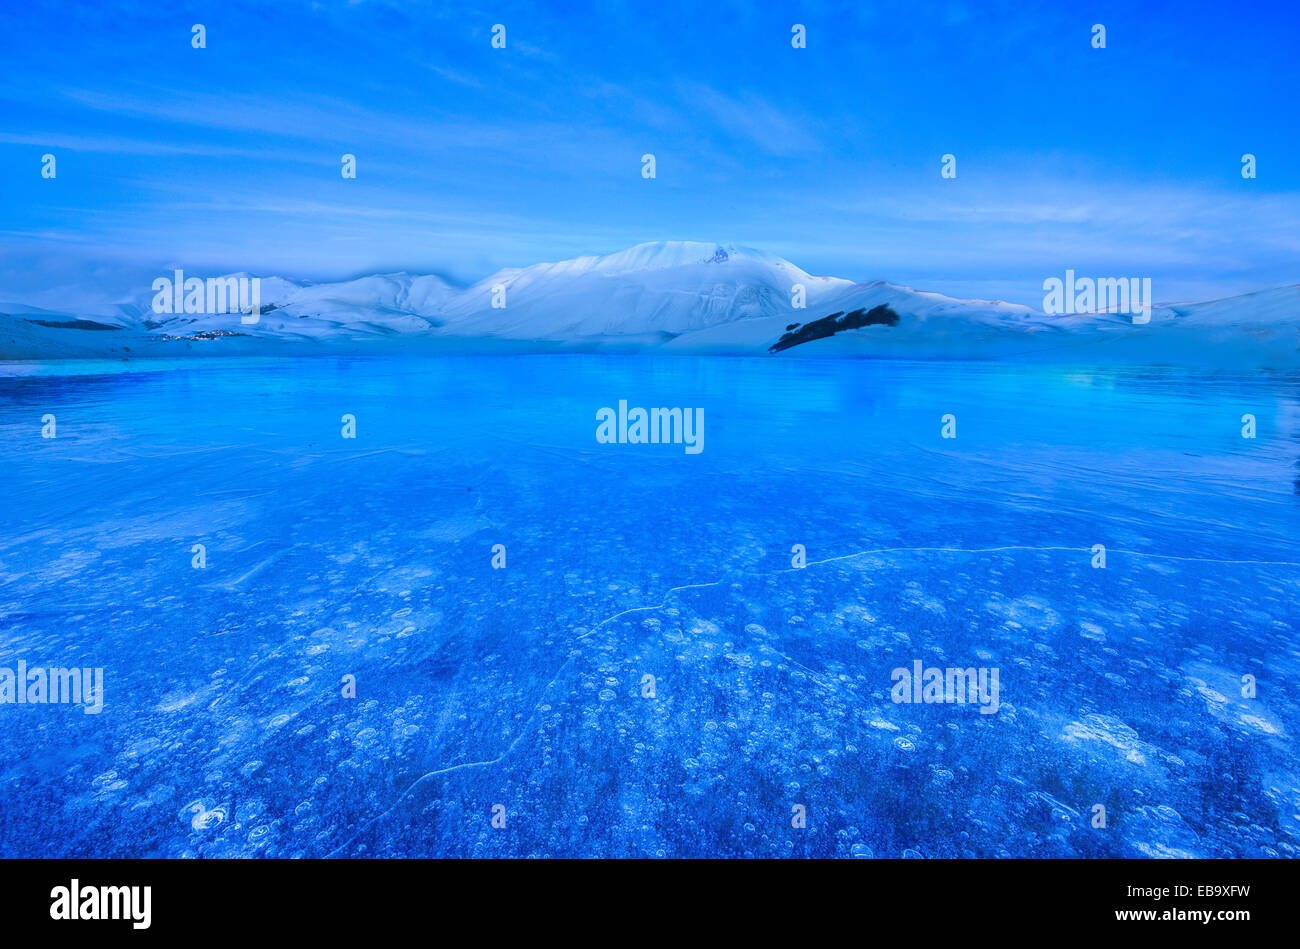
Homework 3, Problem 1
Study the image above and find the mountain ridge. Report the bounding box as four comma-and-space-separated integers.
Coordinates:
2, 241, 1298, 365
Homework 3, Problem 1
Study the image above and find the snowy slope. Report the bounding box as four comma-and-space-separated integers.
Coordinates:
437, 241, 852, 338
1, 242, 1297, 365
138, 273, 455, 341
663, 280, 1073, 356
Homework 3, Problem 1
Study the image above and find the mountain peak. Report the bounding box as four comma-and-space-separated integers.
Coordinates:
537, 240, 779, 277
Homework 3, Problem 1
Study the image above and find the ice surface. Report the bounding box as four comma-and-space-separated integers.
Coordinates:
0, 355, 1297, 857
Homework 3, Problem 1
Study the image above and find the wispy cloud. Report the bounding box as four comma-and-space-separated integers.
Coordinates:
676, 82, 822, 156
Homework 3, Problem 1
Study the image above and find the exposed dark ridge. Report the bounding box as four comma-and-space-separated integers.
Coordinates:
150, 329, 251, 341
769, 304, 899, 353
23, 318, 122, 331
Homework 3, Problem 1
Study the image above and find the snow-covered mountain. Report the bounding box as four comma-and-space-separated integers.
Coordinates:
436, 242, 852, 339
1, 241, 1297, 366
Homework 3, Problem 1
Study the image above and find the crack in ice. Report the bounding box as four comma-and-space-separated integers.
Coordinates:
326, 541, 1300, 855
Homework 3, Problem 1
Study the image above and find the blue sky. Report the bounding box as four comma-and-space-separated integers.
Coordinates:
1, 0, 1297, 308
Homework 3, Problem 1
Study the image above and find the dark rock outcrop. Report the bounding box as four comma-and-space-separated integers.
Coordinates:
769, 304, 900, 353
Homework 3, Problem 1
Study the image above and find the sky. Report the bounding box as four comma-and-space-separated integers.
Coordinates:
1, 0, 1298, 308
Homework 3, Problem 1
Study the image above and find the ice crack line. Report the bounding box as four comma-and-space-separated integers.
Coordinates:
798, 545, 1300, 568
326, 541, 1300, 855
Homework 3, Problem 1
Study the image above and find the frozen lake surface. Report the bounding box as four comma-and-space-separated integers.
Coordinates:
1, 354, 1297, 857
